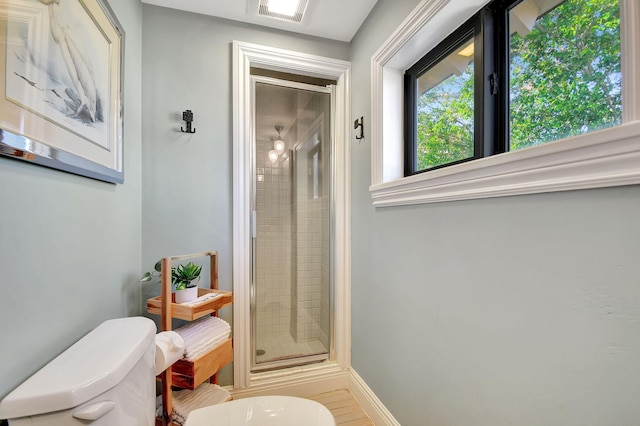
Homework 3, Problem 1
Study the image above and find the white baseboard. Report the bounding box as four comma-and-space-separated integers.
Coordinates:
349, 369, 401, 426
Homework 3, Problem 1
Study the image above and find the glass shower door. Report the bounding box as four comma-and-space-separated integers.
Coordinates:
251, 77, 332, 371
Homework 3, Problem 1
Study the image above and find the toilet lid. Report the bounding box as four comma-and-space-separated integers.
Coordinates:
0, 317, 155, 419
185, 396, 336, 426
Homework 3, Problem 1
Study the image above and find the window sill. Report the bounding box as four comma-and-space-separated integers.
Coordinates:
370, 121, 640, 206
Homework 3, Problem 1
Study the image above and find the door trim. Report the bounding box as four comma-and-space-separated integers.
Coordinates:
232, 41, 352, 388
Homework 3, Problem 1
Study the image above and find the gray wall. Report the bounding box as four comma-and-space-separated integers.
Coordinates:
140, 4, 349, 384
350, 1, 640, 425
0, 0, 142, 400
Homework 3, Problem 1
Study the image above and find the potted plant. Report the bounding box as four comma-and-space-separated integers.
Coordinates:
173, 262, 202, 303
141, 260, 202, 304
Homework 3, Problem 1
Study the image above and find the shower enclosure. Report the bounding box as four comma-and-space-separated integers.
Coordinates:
251, 75, 333, 371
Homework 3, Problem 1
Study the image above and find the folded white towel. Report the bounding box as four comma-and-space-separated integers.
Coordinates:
177, 321, 229, 342
185, 335, 229, 360
171, 383, 231, 425
184, 333, 230, 360
174, 316, 229, 337
177, 324, 229, 349
174, 316, 231, 361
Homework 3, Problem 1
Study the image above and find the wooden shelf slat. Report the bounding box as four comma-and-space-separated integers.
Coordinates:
147, 289, 232, 321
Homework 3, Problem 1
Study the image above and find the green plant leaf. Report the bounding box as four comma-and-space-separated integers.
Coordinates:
175, 262, 202, 283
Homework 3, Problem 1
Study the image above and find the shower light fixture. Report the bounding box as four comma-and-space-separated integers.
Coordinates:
274, 139, 285, 155
268, 149, 279, 163
273, 125, 286, 155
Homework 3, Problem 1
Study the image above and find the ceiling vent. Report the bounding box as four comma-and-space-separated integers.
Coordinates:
258, 0, 309, 23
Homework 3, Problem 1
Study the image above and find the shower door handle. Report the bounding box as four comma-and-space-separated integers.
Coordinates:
252, 210, 257, 239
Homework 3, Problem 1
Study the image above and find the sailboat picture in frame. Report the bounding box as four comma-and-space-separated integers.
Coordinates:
0, 0, 124, 183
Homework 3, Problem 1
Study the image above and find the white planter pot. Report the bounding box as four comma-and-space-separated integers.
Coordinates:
175, 286, 198, 304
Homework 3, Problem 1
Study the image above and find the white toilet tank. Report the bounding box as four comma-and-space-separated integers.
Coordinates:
0, 317, 156, 426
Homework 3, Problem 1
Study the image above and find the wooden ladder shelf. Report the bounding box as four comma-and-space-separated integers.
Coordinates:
147, 251, 233, 426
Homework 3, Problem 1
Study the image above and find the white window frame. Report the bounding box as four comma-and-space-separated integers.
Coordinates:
370, 0, 640, 206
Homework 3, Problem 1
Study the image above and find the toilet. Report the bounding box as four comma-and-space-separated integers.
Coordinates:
0, 317, 336, 426
184, 395, 336, 426
0, 317, 157, 425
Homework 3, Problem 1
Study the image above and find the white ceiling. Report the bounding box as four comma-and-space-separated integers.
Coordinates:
140, 0, 379, 42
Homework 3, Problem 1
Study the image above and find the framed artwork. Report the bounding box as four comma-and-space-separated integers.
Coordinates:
0, 0, 124, 183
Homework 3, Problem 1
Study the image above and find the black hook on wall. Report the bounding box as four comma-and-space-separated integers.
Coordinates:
354, 116, 364, 140
181, 110, 196, 134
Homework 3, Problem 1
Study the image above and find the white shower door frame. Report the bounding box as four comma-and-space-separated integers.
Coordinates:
232, 41, 351, 389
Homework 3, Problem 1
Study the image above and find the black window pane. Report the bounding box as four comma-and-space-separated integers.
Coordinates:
416, 39, 475, 170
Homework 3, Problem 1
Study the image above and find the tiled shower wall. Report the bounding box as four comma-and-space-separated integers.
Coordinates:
255, 141, 292, 338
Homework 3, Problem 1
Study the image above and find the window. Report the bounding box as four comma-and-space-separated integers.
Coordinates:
404, 0, 622, 176
405, 23, 478, 173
